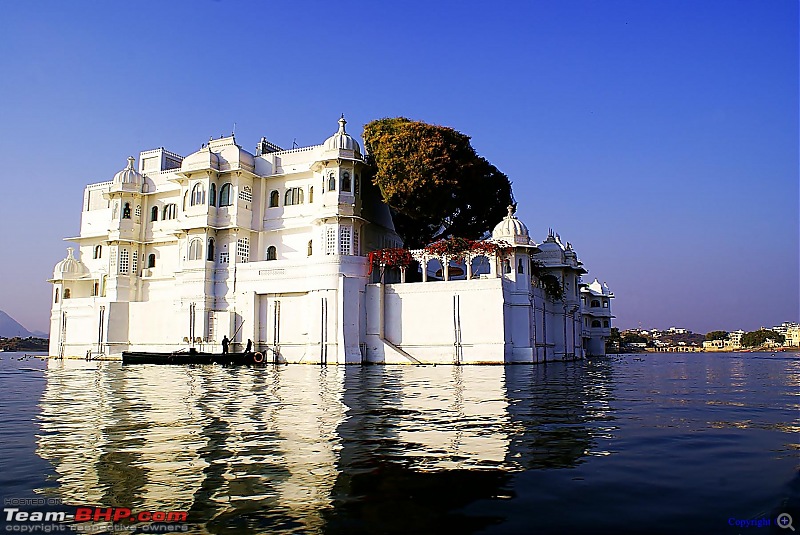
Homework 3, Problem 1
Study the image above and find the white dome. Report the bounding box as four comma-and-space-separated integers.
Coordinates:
323, 115, 361, 156
113, 157, 143, 185
538, 230, 566, 253
53, 247, 89, 280
181, 147, 220, 172
537, 240, 562, 253
492, 205, 531, 245
217, 143, 255, 172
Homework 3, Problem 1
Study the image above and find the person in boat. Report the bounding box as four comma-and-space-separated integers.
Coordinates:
222, 335, 230, 355
245, 339, 252, 354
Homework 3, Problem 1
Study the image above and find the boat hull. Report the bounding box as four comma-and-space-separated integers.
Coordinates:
122, 351, 273, 366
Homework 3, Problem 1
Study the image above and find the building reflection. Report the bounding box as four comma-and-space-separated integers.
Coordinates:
36, 360, 614, 534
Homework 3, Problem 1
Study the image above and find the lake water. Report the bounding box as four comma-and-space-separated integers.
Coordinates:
0, 351, 797, 534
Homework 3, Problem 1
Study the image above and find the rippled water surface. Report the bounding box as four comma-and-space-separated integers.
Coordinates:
0, 352, 798, 534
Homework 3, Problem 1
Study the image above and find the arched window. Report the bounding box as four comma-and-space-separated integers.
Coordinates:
54, 289, 59, 303
183, 191, 189, 211
591, 299, 600, 308
92, 282, 99, 296
284, 188, 304, 206
207, 238, 215, 261
266, 246, 277, 261
470, 255, 491, 278
63, 289, 71, 299
147, 254, 156, 268
307, 240, 313, 256
188, 239, 202, 261
603, 320, 610, 328
309, 186, 314, 203
163, 204, 177, 220
269, 190, 279, 207
354, 175, 360, 195
591, 320, 601, 328
122, 202, 131, 219
219, 183, 232, 206
342, 171, 351, 192
209, 183, 217, 206
150, 206, 159, 221
93, 245, 102, 259
328, 173, 336, 192
503, 259, 511, 274
191, 183, 206, 206
603, 300, 609, 308
517, 259, 524, 273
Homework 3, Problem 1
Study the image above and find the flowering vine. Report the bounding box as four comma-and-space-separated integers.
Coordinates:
367, 248, 413, 275
423, 237, 511, 263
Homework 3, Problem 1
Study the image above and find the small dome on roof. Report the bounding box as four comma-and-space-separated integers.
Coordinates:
538, 230, 566, 253
113, 157, 142, 185
323, 115, 361, 156
217, 143, 255, 171
53, 247, 89, 280
492, 205, 531, 245
181, 146, 220, 172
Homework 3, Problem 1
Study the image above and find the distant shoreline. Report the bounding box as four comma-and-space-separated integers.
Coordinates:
0, 337, 48, 352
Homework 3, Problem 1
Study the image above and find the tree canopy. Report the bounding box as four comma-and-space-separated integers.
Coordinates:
740, 329, 785, 347
362, 117, 513, 248
622, 332, 648, 345
705, 330, 729, 341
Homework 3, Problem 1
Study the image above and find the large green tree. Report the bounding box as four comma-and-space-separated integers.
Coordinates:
741, 329, 785, 347
705, 330, 729, 341
362, 117, 512, 248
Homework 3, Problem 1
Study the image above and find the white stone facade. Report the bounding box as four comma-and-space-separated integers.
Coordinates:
580, 278, 615, 356
49, 117, 612, 363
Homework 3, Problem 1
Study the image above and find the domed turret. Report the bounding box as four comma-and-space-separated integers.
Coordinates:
113, 157, 143, 185
492, 205, 531, 245
53, 248, 89, 280
216, 141, 255, 172
539, 228, 567, 249
180, 146, 220, 173
323, 115, 361, 156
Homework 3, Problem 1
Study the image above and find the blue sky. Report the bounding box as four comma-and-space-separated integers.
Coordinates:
0, 0, 796, 334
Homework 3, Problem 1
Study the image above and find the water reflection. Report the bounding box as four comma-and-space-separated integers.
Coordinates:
36, 360, 615, 533
26, 353, 800, 534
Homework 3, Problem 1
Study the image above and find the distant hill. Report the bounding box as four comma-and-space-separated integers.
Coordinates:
0, 310, 34, 338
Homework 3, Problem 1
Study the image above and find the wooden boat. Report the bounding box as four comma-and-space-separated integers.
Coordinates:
123, 349, 274, 366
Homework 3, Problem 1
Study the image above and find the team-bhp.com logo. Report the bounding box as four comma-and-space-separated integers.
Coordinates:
4, 503, 189, 533
73, 508, 187, 523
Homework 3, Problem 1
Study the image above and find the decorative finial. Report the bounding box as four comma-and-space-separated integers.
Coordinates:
338, 114, 347, 134
66, 247, 75, 259
127, 156, 135, 169
507, 205, 515, 218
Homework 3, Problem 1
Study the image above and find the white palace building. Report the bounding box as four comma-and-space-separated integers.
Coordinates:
49, 117, 613, 364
